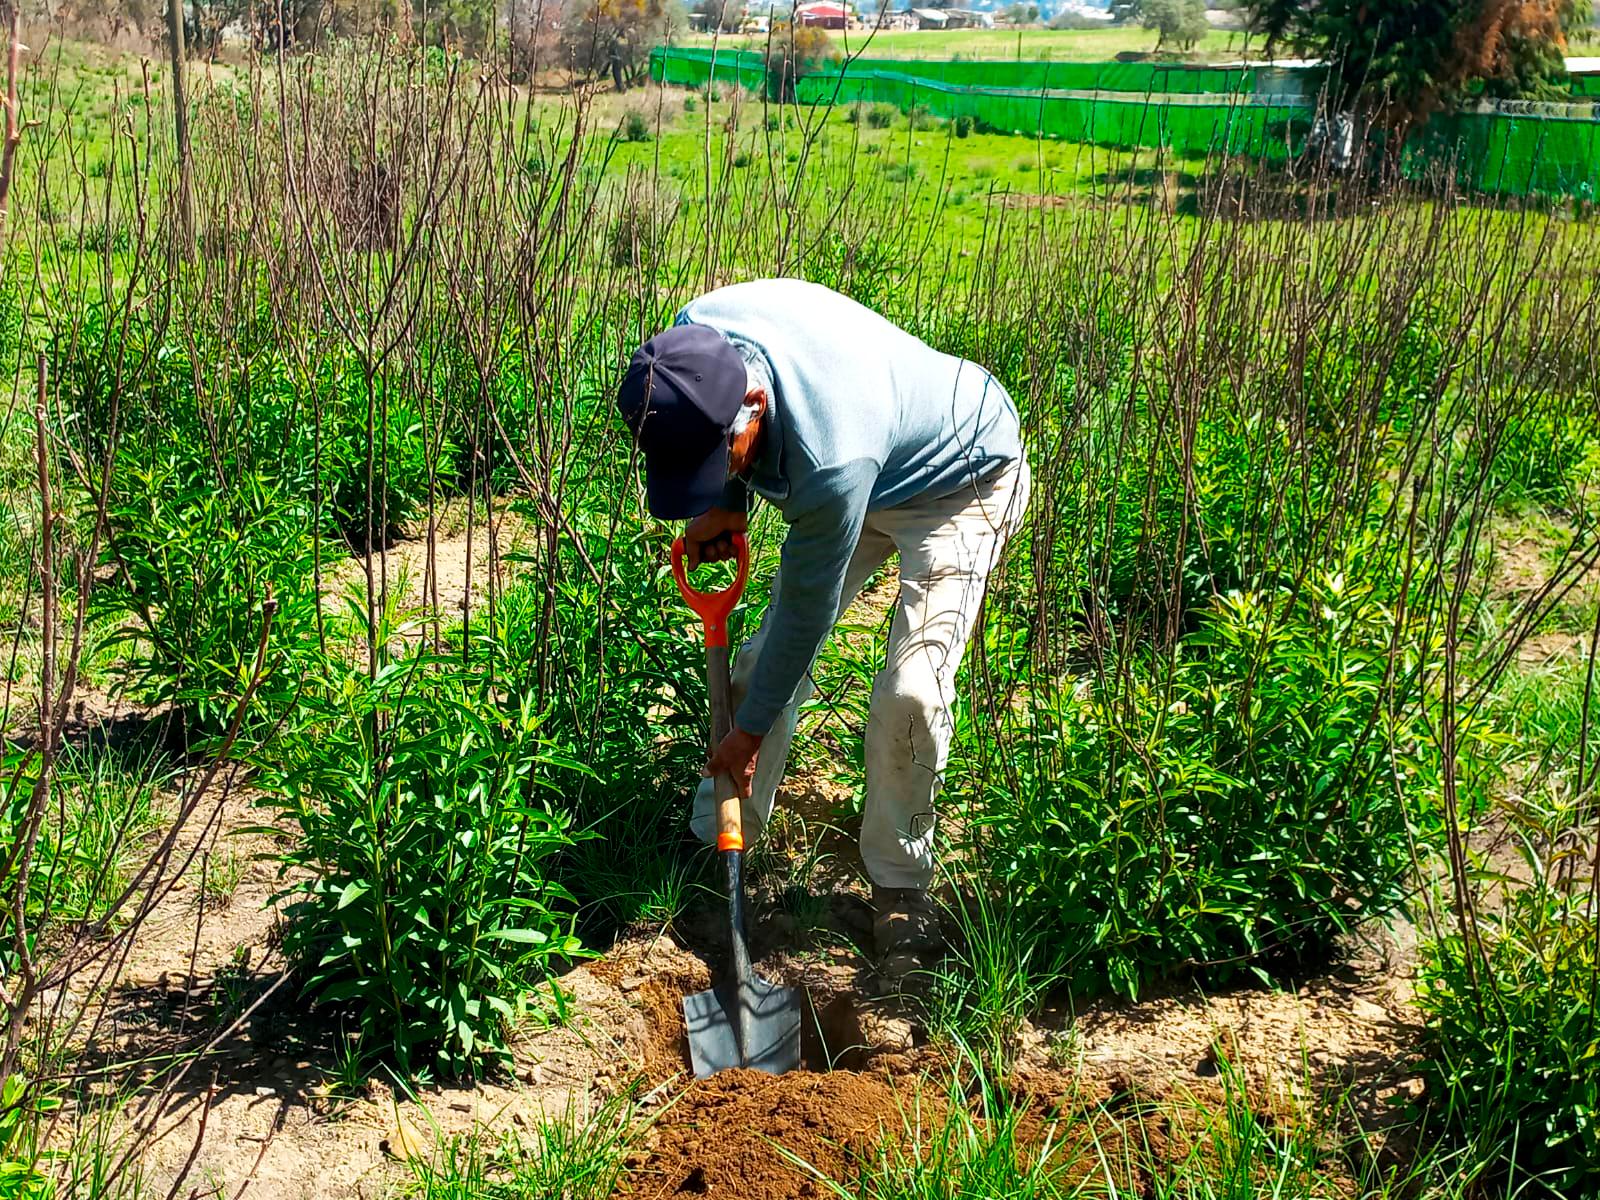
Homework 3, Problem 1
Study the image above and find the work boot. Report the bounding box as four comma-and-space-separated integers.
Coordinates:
871, 885, 942, 979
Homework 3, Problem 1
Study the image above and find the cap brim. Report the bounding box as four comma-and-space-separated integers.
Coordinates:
645, 441, 731, 521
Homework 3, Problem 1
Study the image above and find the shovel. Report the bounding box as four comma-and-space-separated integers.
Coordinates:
671, 532, 802, 1079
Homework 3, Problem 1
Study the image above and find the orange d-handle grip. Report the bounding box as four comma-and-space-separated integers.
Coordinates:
671, 533, 750, 650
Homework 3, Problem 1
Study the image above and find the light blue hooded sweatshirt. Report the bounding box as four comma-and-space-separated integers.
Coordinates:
676, 278, 1022, 737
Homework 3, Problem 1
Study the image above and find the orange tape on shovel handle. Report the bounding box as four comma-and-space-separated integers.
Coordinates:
671, 533, 750, 650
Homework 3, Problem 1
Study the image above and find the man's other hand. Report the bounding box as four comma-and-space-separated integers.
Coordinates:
706, 727, 762, 799
685, 506, 748, 568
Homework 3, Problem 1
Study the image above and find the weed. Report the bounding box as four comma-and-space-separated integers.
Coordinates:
401, 1091, 637, 1199
790, 1043, 1091, 1198
923, 883, 1058, 1079
199, 846, 245, 910
324, 1029, 371, 1104
1415, 829, 1600, 1187
866, 104, 897, 128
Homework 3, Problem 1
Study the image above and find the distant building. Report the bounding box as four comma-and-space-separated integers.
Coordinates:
910, 6, 992, 28
796, 1, 850, 27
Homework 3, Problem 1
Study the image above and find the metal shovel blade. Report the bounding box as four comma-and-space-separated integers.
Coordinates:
683, 973, 802, 1078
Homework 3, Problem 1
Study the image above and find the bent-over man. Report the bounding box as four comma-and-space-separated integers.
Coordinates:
616, 278, 1028, 974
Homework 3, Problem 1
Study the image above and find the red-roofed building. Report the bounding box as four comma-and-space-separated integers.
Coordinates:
795, 2, 849, 28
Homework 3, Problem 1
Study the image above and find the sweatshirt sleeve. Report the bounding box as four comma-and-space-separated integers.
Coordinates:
735, 458, 878, 736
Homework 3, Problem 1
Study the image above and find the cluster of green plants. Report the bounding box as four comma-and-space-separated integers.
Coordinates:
262, 650, 589, 1075
0, 1073, 56, 1200
1415, 816, 1600, 1189
958, 569, 1438, 998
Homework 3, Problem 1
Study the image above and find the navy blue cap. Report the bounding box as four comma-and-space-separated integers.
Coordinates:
617, 325, 747, 520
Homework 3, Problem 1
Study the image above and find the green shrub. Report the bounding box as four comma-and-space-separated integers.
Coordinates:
683, 93, 697, 112
964, 571, 1438, 998
476, 510, 709, 937
1479, 405, 1600, 515
266, 655, 587, 1075
954, 114, 974, 138
620, 109, 651, 143
318, 389, 439, 550
866, 104, 897, 129
98, 456, 321, 739
0, 1074, 56, 1200
1416, 886, 1600, 1187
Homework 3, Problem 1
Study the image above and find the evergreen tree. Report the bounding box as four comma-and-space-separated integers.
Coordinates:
1241, 0, 1574, 121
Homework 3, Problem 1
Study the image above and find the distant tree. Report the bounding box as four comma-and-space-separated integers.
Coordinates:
1050, 9, 1107, 28
704, 0, 745, 32
561, 0, 686, 90
764, 20, 836, 102
1240, 0, 1576, 121
1143, 0, 1207, 50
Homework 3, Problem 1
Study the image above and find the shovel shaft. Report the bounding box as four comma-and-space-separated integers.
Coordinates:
708, 640, 755, 1066
706, 643, 743, 852
722, 844, 755, 1067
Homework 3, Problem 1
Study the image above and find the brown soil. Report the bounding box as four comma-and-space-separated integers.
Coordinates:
626, 1068, 910, 1200
321, 498, 530, 623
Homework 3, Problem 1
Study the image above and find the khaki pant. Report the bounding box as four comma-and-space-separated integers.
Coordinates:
691, 457, 1031, 888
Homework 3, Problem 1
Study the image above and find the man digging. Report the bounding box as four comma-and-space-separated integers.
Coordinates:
617, 279, 1028, 977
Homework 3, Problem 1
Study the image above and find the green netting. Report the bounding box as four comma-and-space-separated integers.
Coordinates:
652, 47, 766, 91
794, 70, 1302, 158
1572, 74, 1600, 98
1416, 113, 1600, 199
825, 57, 1254, 94
651, 48, 1253, 96
649, 48, 1600, 198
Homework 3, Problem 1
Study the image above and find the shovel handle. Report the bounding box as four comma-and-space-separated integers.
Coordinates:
672, 534, 751, 853
671, 534, 749, 650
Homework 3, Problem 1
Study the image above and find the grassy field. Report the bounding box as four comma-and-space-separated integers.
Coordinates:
1, 31, 1598, 1200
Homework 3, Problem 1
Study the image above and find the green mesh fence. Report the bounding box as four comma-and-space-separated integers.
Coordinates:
650, 48, 1600, 198
1416, 112, 1600, 200
825, 58, 1254, 94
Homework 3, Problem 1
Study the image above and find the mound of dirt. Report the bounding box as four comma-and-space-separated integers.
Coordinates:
626, 1069, 911, 1200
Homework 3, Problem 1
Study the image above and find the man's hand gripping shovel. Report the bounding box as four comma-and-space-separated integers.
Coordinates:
671, 533, 802, 1078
